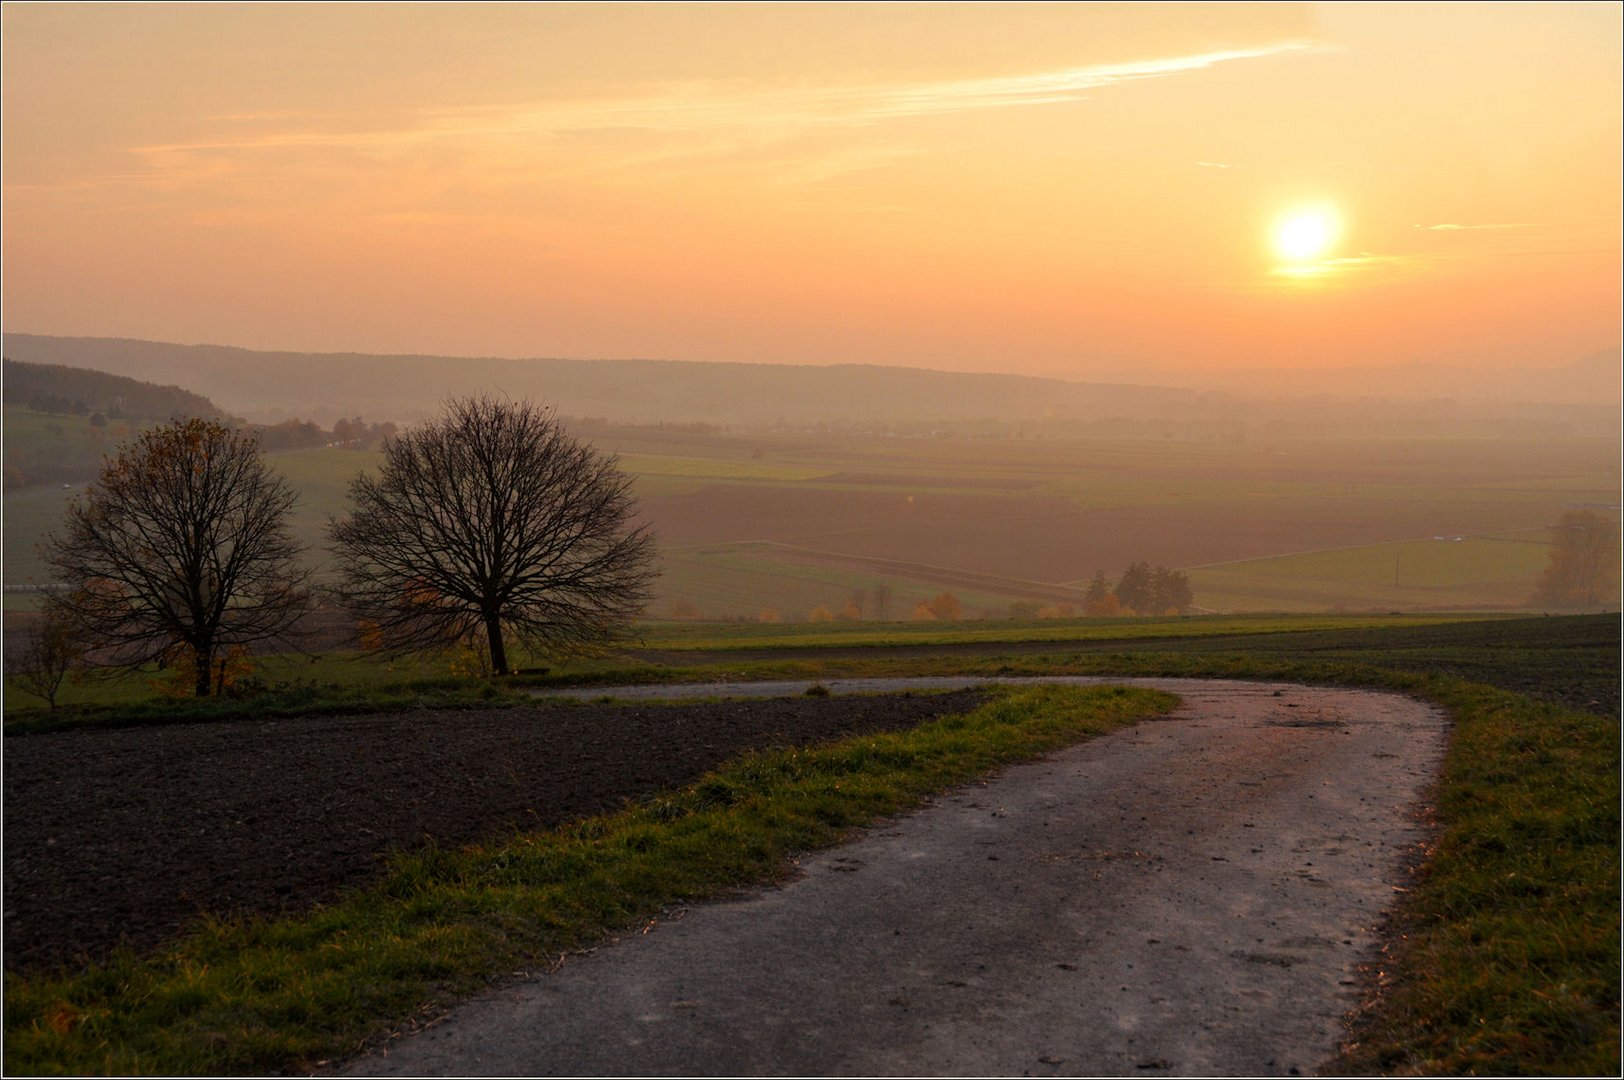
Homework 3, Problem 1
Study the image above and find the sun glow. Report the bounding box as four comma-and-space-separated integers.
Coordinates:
1272, 204, 1342, 264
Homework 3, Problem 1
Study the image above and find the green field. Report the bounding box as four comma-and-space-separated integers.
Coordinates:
1, 407, 145, 490
615, 431, 1615, 618
1187, 531, 1557, 612
654, 542, 1050, 622
629, 610, 1490, 652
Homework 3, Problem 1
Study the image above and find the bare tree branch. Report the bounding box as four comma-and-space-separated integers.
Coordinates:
43, 418, 312, 697
328, 397, 658, 675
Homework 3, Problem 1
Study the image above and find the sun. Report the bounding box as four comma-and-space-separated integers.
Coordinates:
1272, 204, 1342, 264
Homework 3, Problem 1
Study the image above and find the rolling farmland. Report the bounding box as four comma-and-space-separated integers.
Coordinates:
5, 408, 1617, 618
617, 427, 1616, 618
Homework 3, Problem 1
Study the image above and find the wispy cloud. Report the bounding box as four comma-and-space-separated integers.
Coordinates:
2, 38, 1317, 226
1408, 220, 1618, 262
115, 41, 1312, 178
1414, 222, 1537, 231
1268, 253, 1410, 281
829, 44, 1314, 121
436, 42, 1316, 135
1194, 160, 1237, 169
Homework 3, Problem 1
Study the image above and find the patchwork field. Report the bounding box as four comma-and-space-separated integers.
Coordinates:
5, 413, 1618, 618
626, 430, 1617, 617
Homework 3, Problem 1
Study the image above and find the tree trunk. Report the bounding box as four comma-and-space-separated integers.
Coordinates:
194, 644, 213, 697
485, 613, 509, 676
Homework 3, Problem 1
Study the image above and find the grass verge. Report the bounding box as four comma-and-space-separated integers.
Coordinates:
1333, 677, 1619, 1076
2, 676, 534, 736
2, 684, 1176, 1076
630, 612, 1498, 653
9, 613, 1605, 731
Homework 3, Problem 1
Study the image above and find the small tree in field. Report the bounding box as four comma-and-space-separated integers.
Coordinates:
1084, 570, 1121, 616
44, 418, 310, 696
1534, 510, 1621, 609
871, 583, 894, 621
1083, 570, 1112, 610
1151, 566, 1194, 615
1113, 561, 1154, 614
329, 397, 657, 675
1111, 562, 1194, 615
6, 605, 85, 709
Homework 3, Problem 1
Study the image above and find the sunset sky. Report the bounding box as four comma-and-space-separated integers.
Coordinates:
4, 2, 1619, 383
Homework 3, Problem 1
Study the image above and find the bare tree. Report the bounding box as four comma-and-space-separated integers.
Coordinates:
1534, 510, 1621, 609
6, 604, 85, 709
328, 397, 657, 675
44, 418, 311, 697
870, 583, 893, 621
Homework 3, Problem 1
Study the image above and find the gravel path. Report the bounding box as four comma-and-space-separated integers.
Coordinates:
351, 678, 1447, 1077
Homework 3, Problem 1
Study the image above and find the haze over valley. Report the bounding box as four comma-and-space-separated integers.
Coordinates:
4, 337, 1616, 621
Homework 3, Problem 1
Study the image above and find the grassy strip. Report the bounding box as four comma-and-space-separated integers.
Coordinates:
632, 611, 1496, 652
2, 684, 1176, 1076
8, 613, 1598, 731
3, 677, 534, 736
1334, 678, 1620, 1076
2, 611, 1507, 721
532, 612, 1621, 719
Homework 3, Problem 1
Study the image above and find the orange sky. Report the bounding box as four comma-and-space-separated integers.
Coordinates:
3, 3, 1619, 383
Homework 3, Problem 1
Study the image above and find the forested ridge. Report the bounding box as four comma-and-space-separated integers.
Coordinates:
3, 357, 225, 421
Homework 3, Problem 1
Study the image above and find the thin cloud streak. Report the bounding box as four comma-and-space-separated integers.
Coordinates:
1268, 253, 1410, 280
115, 41, 1314, 178
846, 44, 1315, 120
1414, 222, 1537, 231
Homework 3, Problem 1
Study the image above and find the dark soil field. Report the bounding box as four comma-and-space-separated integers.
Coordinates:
2, 689, 987, 976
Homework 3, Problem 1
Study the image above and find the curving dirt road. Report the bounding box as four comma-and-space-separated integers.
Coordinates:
349, 678, 1447, 1077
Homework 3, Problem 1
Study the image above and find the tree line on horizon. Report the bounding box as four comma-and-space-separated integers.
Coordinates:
668, 563, 1196, 626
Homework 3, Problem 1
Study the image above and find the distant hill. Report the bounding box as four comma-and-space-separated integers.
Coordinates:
0, 334, 1220, 428
2, 357, 227, 422
1, 333, 1616, 439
